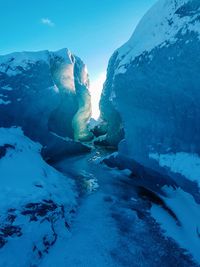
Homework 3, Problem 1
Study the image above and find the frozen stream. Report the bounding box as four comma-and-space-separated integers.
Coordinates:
40, 149, 199, 267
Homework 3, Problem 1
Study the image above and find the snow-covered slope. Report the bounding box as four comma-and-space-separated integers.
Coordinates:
116, 0, 200, 74
0, 127, 77, 267
149, 185, 200, 265
100, 0, 200, 170
0, 48, 92, 159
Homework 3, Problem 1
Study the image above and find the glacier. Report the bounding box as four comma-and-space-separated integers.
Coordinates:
0, 0, 200, 266
0, 48, 93, 160
98, 0, 200, 264
0, 127, 198, 267
99, 0, 200, 175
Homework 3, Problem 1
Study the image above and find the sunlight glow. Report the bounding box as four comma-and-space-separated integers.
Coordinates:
89, 71, 106, 120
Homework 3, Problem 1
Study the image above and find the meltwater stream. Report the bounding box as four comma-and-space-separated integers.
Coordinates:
40, 149, 198, 267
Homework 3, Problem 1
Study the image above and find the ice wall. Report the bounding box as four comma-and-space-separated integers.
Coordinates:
100, 0, 200, 170
0, 48, 92, 158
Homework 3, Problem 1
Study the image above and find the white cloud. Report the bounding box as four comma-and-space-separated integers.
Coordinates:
41, 18, 55, 27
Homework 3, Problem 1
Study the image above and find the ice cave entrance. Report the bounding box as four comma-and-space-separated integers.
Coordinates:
89, 72, 106, 120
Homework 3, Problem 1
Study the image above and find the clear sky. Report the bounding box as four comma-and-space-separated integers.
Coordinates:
0, 0, 156, 118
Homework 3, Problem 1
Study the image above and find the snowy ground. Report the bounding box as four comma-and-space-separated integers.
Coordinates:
149, 152, 200, 264
0, 128, 199, 266
0, 127, 77, 267
39, 149, 199, 267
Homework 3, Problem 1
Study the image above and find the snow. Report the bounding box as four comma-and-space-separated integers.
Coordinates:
50, 131, 72, 142
116, 0, 200, 74
0, 127, 77, 266
38, 150, 198, 267
0, 128, 197, 265
50, 48, 73, 64
0, 48, 75, 78
0, 50, 49, 76
149, 152, 200, 186
39, 153, 120, 267
0, 127, 76, 208
1, 1, 200, 265
80, 170, 99, 193
151, 185, 200, 264
0, 50, 49, 66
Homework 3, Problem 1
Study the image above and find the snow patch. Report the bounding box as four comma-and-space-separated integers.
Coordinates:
151, 186, 200, 264
116, 0, 200, 74
0, 127, 76, 209
0, 50, 49, 76
0, 127, 77, 266
83, 178, 99, 194
149, 152, 200, 186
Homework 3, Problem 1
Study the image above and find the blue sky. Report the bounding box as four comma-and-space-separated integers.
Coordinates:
1, 0, 156, 118
1, 0, 156, 79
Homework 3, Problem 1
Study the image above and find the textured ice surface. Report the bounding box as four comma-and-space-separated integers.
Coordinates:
100, 0, 200, 171
99, 1, 200, 264
116, 0, 200, 74
0, 48, 92, 158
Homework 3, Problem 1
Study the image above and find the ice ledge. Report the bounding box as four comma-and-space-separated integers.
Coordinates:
149, 152, 200, 187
